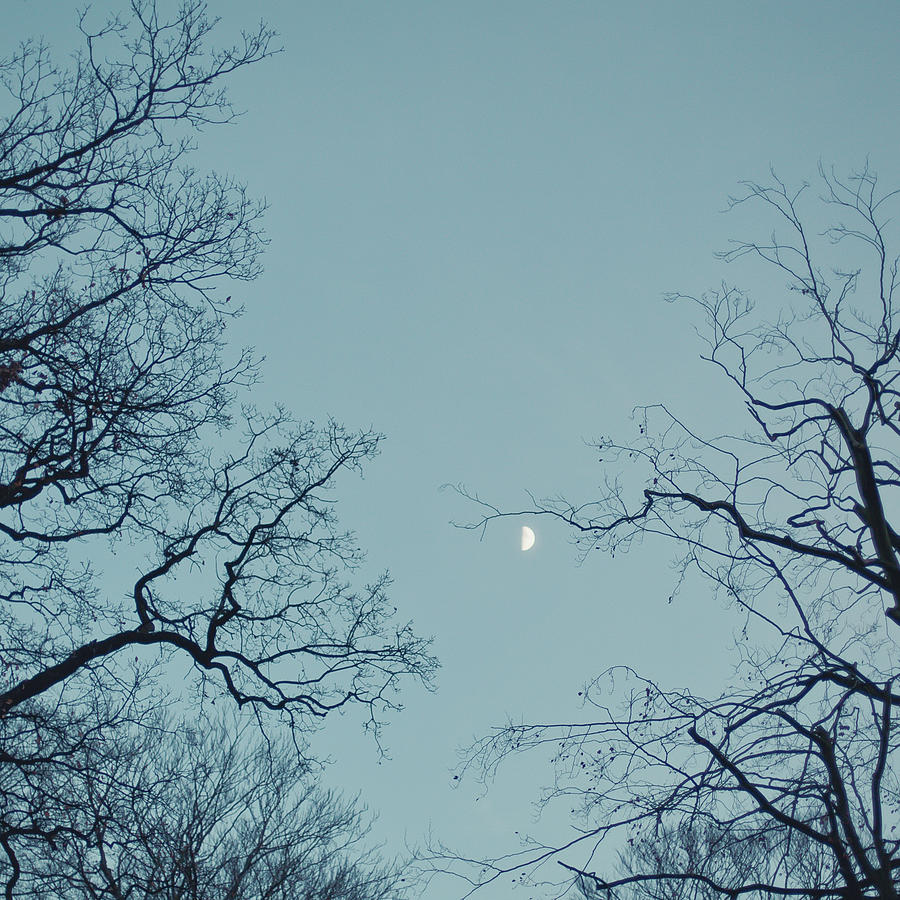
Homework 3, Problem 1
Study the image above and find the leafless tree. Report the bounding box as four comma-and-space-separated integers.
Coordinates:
9, 716, 404, 900
0, 3, 435, 895
437, 167, 900, 900
612, 821, 834, 900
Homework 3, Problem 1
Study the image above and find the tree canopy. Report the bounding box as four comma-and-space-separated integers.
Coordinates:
0, 3, 435, 895
438, 168, 900, 900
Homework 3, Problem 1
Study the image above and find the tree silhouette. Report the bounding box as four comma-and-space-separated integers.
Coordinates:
610, 820, 835, 900
441, 168, 900, 900
0, 3, 435, 893
9, 717, 404, 900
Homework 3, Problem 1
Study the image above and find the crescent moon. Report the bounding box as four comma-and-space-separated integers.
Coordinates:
520, 526, 535, 552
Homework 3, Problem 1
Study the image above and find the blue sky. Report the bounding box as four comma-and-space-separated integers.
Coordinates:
9, 2, 900, 897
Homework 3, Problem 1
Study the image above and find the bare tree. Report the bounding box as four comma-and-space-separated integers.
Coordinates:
0, 3, 435, 895
613, 821, 835, 900
10, 716, 404, 900
438, 167, 900, 899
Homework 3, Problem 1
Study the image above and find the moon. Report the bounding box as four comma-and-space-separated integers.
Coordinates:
520, 525, 536, 552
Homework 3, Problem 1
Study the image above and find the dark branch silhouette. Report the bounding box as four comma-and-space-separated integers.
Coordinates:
4, 715, 406, 900
432, 167, 900, 900
0, 4, 435, 895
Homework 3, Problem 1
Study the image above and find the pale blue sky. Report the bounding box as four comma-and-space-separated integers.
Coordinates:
9, 2, 900, 897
